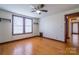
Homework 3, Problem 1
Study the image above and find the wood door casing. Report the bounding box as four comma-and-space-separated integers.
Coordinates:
65, 12, 79, 43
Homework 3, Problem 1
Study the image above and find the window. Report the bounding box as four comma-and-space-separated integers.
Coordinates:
13, 16, 23, 34
12, 15, 33, 35
25, 18, 32, 33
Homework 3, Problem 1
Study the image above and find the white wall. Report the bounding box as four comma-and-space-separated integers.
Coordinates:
39, 8, 79, 42
0, 10, 39, 43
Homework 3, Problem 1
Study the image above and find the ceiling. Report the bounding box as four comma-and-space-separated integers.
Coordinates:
0, 4, 79, 18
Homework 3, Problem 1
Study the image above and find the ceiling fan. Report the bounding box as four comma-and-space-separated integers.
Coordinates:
31, 4, 48, 14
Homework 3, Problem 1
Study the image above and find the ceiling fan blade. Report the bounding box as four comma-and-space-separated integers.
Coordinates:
31, 10, 36, 12
40, 4, 44, 8
36, 4, 45, 9
30, 5, 35, 9
39, 12, 41, 14
30, 5, 37, 11
40, 10, 48, 12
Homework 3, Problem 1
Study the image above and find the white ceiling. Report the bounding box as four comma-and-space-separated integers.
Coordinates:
0, 4, 79, 18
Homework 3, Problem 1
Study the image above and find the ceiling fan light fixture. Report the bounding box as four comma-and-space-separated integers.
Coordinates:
31, 4, 48, 14
36, 10, 41, 14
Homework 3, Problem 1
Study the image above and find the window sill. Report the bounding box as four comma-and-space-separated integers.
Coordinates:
12, 32, 33, 36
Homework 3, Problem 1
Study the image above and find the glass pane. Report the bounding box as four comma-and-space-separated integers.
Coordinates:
14, 26, 23, 34
25, 26, 32, 33
13, 16, 23, 34
72, 35, 78, 47
14, 16, 23, 25
25, 19, 32, 33
25, 19, 32, 25
73, 23, 78, 33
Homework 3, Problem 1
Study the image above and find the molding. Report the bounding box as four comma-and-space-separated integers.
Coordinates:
43, 36, 65, 43
65, 12, 79, 43
0, 36, 65, 45
0, 35, 40, 45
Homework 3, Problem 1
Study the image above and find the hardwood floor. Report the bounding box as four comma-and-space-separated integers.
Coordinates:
0, 37, 79, 55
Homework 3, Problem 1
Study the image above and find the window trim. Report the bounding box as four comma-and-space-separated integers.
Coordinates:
12, 15, 33, 35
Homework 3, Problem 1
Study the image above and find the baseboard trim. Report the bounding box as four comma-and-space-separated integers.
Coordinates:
43, 36, 65, 43
0, 35, 40, 45
0, 36, 65, 45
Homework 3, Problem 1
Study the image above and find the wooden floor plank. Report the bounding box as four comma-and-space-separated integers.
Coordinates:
0, 37, 79, 55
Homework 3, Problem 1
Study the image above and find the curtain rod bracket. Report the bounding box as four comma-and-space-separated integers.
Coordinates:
0, 18, 11, 22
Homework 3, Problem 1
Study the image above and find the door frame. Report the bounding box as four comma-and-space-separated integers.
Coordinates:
64, 12, 79, 43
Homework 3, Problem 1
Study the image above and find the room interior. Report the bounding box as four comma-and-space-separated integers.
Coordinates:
0, 4, 79, 55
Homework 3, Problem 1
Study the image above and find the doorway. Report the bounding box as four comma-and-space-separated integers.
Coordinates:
71, 22, 79, 47
65, 12, 79, 47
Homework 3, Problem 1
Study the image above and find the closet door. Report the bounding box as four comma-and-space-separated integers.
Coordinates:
71, 22, 79, 47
